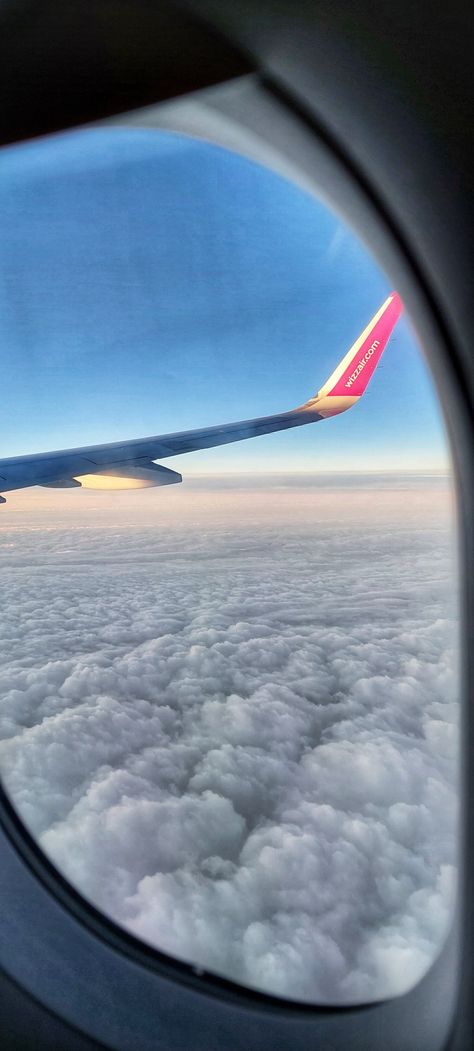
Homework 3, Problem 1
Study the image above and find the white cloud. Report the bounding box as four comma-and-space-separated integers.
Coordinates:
0, 488, 459, 1003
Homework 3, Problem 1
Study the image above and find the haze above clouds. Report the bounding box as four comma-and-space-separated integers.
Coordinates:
0, 478, 458, 1003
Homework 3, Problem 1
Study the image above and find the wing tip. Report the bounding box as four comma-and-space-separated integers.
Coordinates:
302, 290, 403, 417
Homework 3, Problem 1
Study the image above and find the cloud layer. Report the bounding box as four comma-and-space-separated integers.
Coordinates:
0, 485, 459, 1003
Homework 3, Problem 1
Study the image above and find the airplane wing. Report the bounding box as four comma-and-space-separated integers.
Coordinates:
0, 292, 402, 501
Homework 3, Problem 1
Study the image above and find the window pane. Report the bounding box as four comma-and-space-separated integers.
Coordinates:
0, 127, 459, 1004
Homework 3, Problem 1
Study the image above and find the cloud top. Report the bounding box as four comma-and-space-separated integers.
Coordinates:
0, 486, 459, 1003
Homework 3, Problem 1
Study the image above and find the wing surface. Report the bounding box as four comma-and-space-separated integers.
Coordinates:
0, 292, 402, 498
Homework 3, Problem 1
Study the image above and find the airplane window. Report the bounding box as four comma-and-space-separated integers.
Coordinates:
0, 126, 459, 1006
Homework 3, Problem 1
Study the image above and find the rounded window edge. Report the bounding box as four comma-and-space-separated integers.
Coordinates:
0, 68, 468, 1051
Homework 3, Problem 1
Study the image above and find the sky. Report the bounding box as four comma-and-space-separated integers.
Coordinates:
0, 125, 450, 478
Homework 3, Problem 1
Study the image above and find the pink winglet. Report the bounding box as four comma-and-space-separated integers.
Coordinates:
328, 292, 403, 397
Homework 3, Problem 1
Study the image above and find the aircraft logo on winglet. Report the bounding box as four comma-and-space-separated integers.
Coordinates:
345, 340, 381, 388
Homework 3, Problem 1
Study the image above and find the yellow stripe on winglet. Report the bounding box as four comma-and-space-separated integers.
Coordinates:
316, 295, 395, 399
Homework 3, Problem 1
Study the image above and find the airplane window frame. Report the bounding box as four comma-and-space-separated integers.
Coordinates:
0, 3, 472, 1050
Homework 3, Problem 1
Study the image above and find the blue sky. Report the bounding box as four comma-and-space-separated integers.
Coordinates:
0, 127, 449, 473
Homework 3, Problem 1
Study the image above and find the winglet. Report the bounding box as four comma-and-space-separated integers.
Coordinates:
304, 292, 403, 418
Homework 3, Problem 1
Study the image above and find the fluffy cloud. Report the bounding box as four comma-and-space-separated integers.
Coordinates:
0, 486, 459, 1003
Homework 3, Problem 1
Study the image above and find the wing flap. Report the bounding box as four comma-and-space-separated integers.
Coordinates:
43, 464, 182, 491
74, 464, 182, 490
